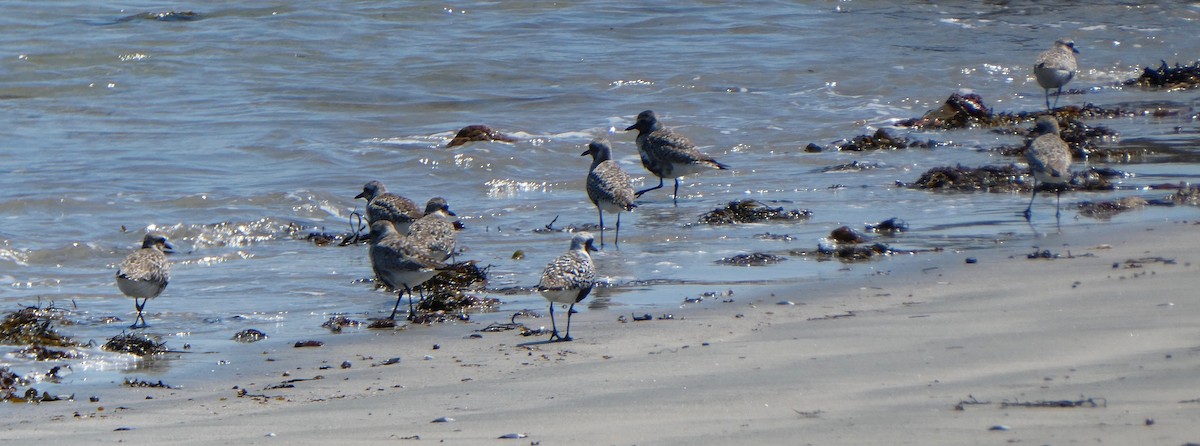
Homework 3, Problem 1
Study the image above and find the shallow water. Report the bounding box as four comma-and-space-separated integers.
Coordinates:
2, 2, 1198, 395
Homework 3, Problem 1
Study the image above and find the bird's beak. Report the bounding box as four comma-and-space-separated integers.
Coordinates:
580, 148, 591, 156
446, 210, 457, 217
586, 241, 600, 252
354, 191, 368, 199
624, 123, 637, 131
162, 242, 175, 254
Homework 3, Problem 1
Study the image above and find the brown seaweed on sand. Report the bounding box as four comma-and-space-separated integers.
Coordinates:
908, 164, 1117, 193
897, 93, 1136, 131
812, 128, 941, 152
1077, 196, 1148, 219
102, 332, 167, 356
415, 261, 500, 315
1123, 60, 1200, 91
715, 253, 787, 266
447, 125, 519, 148
0, 303, 77, 348
698, 199, 813, 225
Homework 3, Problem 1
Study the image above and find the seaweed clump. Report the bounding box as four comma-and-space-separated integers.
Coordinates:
232, 329, 268, 343
0, 304, 77, 348
897, 93, 1136, 131
715, 253, 787, 266
415, 262, 500, 317
813, 128, 940, 152
102, 332, 167, 357
1123, 61, 1200, 91
910, 164, 1026, 192
447, 125, 519, 148
699, 199, 813, 225
1077, 197, 1148, 219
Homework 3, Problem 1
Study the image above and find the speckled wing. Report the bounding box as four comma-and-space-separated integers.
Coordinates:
1027, 134, 1071, 182
587, 160, 636, 212
369, 232, 445, 290
1034, 45, 1077, 89
640, 129, 728, 176
368, 193, 421, 228
116, 249, 170, 298
537, 250, 595, 304
407, 213, 456, 261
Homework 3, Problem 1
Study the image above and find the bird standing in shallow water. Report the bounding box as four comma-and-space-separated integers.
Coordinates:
116, 232, 172, 328
1024, 116, 1072, 221
624, 110, 729, 205
1034, 39, 1079, 112
355, 180, 422, 234
582, 138, 637, 248
369, 220, 447, 321
537, 232, 598, 342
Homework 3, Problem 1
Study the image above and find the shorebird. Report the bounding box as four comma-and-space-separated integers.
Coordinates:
1034, 39, 1079, 111
355, 180, 422, 233
407, 197, 457, 262
116, 232, 173, 328
368, 220, 447, 321
624, 110, 729, 205
1024, 116, 1072, 220
537, 232, 598, 342
582, 138, 637, 248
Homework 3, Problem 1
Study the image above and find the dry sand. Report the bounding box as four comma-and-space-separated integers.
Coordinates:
6, 219, 1200, 445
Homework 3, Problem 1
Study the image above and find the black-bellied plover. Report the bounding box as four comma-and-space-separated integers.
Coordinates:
116, 232, 173, 328
1024, 116, 1072, 220
368, 220, 447, 321
1034, 39, 1079, 111
582, 138, 637, 248
407, 197, 457, 262
624, 110, 729, 205
537, 232, 598, 342
355, 180, 422, 233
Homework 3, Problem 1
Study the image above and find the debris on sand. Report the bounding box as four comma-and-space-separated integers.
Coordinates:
0, 303, 77, 348
897, 93, 1136, 131
416, 261, 500, 315
1077, 196, 1148, 219
232, 329, 268, 343
698, 199, 813, 225
865, 217, 908, 234
102, 332, 167, 357
322, 316, 364, 332
715, 253, 787, 266
1123, 60, 1200, 91
910, 164, 1026, 192
829, 226, 869, 244
908, 165, 1117, 193
812, 128, 941, 152
447, 125, 519, 148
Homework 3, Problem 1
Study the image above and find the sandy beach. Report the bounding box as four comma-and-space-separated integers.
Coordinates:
6, 218, 1200, 445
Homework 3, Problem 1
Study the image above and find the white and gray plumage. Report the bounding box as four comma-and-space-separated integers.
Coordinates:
1024, 116, 1072, 220
1033, 39, 1079, 111
624, 110, 730, 205
407, 197, 457, 262
355, 180, 422, 233
582, 138, 637, 248
116, 232, 173, 328
537, 232, 599, 342
369, 220, 447, 321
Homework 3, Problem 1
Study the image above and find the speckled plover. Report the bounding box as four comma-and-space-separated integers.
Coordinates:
582, 138, 637, 248
1024, 116, 1072, 220
355, 180, 422, 233
624, 110, 729, 205
1034, 39, 1079, 111
537, 232, 598, 342
116, 232, 173, 328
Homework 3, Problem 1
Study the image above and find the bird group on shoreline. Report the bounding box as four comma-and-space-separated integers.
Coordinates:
115, 39, 1080, 340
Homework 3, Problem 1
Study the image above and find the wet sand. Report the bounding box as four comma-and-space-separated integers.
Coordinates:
6, 219, 1200, 445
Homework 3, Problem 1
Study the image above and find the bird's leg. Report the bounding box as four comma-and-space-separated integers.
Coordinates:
388, 288, 405, 320
562, 303, 576, 342
598, 208, 605, 248
1024, 179, 1039, 221
672, 178, 681, 206
614, 212, 621, 249
547, 303, 561, 341
131, 298, 147, 329
635, 177, 664, 198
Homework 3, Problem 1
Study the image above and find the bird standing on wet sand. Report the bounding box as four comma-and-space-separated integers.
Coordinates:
1034, 38, 1079, 112
369, 220, 447, 321
625, 110, 729, 205
116, 232, 172, 328
1024, 116, 1072, 220
355, 180, 422, 234
582, 138, 637, 248
537, 232, 598, 342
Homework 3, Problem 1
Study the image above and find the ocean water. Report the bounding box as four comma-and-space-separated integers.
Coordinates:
1, 2, 1198, 393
